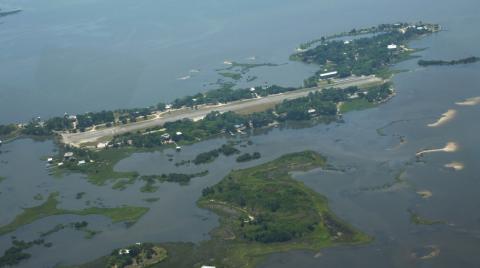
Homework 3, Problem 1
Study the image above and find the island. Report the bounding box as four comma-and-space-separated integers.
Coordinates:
418, 56, 479, 66
77, 151, 370, 268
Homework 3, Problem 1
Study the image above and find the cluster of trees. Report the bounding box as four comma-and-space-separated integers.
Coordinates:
293, 25, 434, 78
139, 170, 208, 186
236, 152, 261, 163
76, 111, 114, 130
364, 83, 393, 102
0, 124, 16, 136
170, 85, 297, 109
112, 111, 251, 148
193, 144, 240, 165
201, 170, 321, 244
418, 56, 480, 66
112, 84, 392, 149
107, 243, 159, 268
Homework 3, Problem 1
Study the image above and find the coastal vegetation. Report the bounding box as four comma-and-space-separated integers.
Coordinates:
106, 243, 168, 268
219, 72, 242, 81
418, 56, 479, 66
139, 171, 209, 191
111, 83, 391, 150
0, 193, 149, 236
408, 209, 445, 225
0, 9, 21, 18
292, 23, 439, 86
39, 221, 101, 239
193, 143, 240, 165
0, 239, 46, 267
0, 124, 16, 136
0, 23, 437, 145
79, 151, 370, 268
236, 152, 261, 162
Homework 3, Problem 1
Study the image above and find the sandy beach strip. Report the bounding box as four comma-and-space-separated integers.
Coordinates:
427, 109, 457, 127
416, 142, 458, 156
417, 190, 433, 199
456, 96, 480, 106
445, 161, 464, 171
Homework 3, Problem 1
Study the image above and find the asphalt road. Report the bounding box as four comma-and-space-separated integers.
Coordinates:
61, 75, 382, 146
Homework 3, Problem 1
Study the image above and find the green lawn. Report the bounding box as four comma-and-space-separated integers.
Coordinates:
340, 99, 377, 114
58, 148, 141, 185
0, 193, 149, 236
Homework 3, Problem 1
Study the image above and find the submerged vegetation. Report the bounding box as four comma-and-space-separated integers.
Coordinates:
0, 239, 45, 267
408, 209, 445, 225
0, 193, 149, 236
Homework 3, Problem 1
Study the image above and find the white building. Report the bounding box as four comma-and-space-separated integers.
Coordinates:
319, 71, 338, 78
118, 249, 130, 255
96, 142, 107, 149
387, 44, 398, 50
201, 266, 216, 268
78, 160, 86, 165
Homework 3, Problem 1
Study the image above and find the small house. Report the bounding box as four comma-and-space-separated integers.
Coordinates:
96, 142, 107, 149
387, 44, 398, 50
78, 160, 86, 165
201, 266, 216, 268
118, 249, 130, 255
47, 158, 53, 163
234, 124, 246, 132
308, 108, 317, 114
176, 131, 183, 136
161, 133, 171, 140
64, 152, 74, 159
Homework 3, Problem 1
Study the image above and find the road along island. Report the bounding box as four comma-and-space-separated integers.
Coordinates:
61, 75, 381, 147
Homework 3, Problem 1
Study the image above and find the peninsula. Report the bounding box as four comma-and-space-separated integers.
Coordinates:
78, 151, 370, 268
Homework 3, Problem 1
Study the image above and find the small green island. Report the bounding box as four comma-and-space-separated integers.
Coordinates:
80, 151, 370, 268
0, 193, 149, 236
418, 56, 479, 66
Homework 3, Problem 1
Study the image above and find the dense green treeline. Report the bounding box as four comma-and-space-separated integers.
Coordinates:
418, 56, 479, 66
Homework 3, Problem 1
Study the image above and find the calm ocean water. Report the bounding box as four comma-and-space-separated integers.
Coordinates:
0, 0, 479, 267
